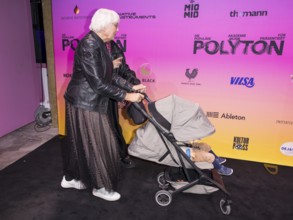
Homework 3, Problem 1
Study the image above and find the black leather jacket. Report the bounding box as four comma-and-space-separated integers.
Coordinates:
109, 40, 141, 85
64, 31, 133, 113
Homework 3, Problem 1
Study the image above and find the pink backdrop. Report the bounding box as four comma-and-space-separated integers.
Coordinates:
52, 0, 293, 166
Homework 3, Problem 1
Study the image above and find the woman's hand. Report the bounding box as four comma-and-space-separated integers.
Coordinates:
125, 93, 145, 103
113, 57, 123, 69
132, 84, 146, 93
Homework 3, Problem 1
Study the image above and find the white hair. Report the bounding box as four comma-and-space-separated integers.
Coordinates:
89, 8, 120, 32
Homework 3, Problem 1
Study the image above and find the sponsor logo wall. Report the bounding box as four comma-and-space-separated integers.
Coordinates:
52, 0, 293, 166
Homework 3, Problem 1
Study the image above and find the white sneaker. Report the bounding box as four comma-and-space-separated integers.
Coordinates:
61, 176, 87, 190
92, 187, 121, 201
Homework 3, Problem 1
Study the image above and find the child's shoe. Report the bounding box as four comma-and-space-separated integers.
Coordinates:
217, 165, 233, 176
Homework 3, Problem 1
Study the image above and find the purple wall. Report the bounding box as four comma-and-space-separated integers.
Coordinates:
0, 0, 42, 137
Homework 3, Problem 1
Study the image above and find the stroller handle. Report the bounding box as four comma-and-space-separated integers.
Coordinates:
129, 89, 151, 103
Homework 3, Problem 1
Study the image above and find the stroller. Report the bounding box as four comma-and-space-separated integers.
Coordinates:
127, 94, 232, 215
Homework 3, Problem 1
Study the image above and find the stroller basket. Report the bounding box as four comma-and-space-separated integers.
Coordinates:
163, 166, 225, 194
128, 94, 232, 215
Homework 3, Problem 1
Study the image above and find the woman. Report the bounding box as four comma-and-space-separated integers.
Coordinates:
60, 8, 145, 201
107, 39, 141, 169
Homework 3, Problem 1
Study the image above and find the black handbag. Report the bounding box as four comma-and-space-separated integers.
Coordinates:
126, 101, 148, 125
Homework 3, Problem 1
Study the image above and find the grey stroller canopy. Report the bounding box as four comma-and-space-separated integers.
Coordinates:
128, 94, 216, 167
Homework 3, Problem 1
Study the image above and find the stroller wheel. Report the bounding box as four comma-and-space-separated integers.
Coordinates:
155, 190, 172, 206
219, 198, 232, 215
157, 172, 169, 189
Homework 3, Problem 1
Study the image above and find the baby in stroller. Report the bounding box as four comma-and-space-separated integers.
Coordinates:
181, 141, 233, 176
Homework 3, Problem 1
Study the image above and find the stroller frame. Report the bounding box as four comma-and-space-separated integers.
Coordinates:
130, 93, 232, 215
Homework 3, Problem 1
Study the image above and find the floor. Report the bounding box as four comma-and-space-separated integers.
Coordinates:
0, 122, 58, 170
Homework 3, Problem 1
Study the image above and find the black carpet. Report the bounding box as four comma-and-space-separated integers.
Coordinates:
0, 136, 292, 220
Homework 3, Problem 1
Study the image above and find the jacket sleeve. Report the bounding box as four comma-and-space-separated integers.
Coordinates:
112, 72, 134, 92
78, 38, 127, 102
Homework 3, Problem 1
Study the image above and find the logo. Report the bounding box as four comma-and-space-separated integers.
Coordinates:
139, 63, 155, 83
184, 1, 199, 18
221, 113, 245, 120
206, 112, 219, 118
62, 34, 79, 51
193, 33, 285, 55
61, 6, 91, 20
233, 136, 249, 151
118, 12, 156, 19
185, 68, 198, 81
181, 68, 201, 85
63, 73, 72, 78
139, 63, 152, 76
207, 112, 246, 120
280, 142, 293, 156
230, 77, 255, 88
230, 10, 268, 17
61, 34, 127, 52
276, 120, 293, 126
115, 34, 127, 52
74, 5, 79, 15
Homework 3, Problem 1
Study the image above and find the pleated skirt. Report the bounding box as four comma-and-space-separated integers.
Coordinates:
62, 101, 120, 191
